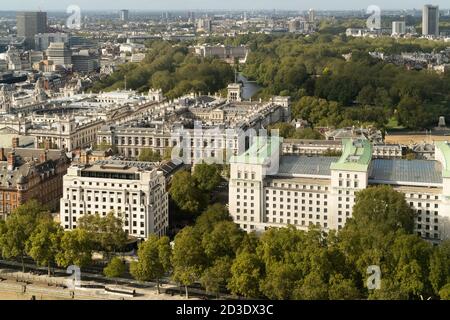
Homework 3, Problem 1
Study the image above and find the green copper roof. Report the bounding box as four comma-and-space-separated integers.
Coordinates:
330, 138, 372, 172
230, 136, 283, 165
435, 141, 450, 178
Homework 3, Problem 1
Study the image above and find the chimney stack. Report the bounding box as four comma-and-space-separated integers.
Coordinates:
40, 151, 48, 163
7, 151, 15, 171
12, 137, 19, 148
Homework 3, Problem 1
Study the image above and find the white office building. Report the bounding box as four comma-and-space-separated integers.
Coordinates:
392, 21, 406, 35
60, 160, 169, 239
423, 5, 440, 36
229, 137, 450, 242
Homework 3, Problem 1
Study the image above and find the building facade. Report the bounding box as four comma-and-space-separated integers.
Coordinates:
229, 137, 450, 242
0, 140, 70, 219
423, 5, 440, 36
16, 11, 47, 49
60, 160, 169, 239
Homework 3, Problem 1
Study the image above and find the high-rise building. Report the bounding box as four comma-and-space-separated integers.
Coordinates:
392, 21, 406, 35
16, 11, 47, 49
196, 18, 212, 33
308, 8, 315, 23
422, 4, 440, 36
120, 9, 129, 22
46, 42, 72, 66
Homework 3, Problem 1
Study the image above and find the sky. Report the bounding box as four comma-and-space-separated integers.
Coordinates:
0, 0, 448, 11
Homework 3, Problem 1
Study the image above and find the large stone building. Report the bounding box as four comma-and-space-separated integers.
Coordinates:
97, 92, 291, 164
0, 138, 70, 219
60, 160, 169, 239
229, 137, 450, 242
29, 115, 105, 151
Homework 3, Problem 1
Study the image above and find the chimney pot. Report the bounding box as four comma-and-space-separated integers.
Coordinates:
40, 152, 48, 163
7, 151, 15, 171
12, 137, 19, 148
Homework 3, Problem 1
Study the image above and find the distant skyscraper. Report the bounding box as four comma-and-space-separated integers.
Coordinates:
392, 21, 406, 35
188, 11, 196, 23
120, 9, 129, 22
308, 8, 315, 23
197, 18, 212, 33
422, 4, 440, 36
16, 11, 47, 49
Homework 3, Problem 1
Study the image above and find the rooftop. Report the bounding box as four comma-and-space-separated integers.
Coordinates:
230, 136, 282, 165
369, 159, 443, 185
278, 156, 340, 177
330, 138, 372, 172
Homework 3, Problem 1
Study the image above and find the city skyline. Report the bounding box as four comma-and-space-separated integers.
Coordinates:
1, 0, 450, 11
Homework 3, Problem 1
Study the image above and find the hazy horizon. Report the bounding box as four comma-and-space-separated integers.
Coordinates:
0, 1, 449, 11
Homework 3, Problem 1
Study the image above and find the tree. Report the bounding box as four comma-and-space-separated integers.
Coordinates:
130, 235, 172, 293
350, 185, 416, 235
201, 257, 233, 297
172, 227, 206, 298
328, 274, 361, 300
293, 272, 329, 300
104, 257, 126, 282
169, 171, 207, 214
429, 240, 450, 296
26, 218, 64, 276
56, 229, 93, 268
202, 221, 244, 261
439, 283, 450, 300
260, 261, 299, 300
396, 97, 425, 130
0, 200, 50, 272
267, 123, 296, 138
228, 252, 264, 298
192, 163, 222, 193
138, 149, 162, 162
194, 204, 231, 236
78, 212, 128, 257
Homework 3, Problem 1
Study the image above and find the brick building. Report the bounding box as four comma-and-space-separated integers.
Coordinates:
0, 138, 70, 219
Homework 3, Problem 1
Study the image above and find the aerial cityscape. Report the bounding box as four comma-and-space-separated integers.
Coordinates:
0, 0, 450, 306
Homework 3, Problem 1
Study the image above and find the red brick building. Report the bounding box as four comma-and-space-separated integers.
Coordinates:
0, 138, 70, 219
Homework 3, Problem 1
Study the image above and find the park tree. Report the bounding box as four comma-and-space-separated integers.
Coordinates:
202, 221, 244, 261
293, 271, 329, 300
194, 204, 231, 236
200, 257, 233, 298
328, 274, 361, 300
429, 239, 450, 297
56, 229, 93, 268
26, 218, 64, 276
260, 261, 299, 300
172, 227, 206, 298
78, 212, 128, 257
0, 200, 50, 272
347, 185, 416, 235
130, 235, 172, 293
439, 283, 450, 300
169, 171, 207, 214
104, 257, 126, 282
192, 163, 222, 193
228, 251, 264, 298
